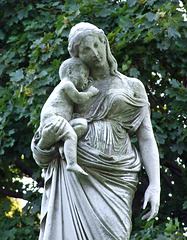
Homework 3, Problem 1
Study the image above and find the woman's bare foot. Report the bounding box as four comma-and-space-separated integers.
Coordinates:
66, 164, 88, 176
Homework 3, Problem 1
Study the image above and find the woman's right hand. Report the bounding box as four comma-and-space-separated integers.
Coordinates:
142, 185, 160, 221
38, 119, 64, 150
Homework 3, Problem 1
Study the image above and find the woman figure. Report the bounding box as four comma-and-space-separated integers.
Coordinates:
31, 22, 160, 240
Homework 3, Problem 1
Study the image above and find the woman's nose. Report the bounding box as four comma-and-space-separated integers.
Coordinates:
92, 49, 99, 59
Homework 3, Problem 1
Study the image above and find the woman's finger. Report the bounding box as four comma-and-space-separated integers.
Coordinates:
145, 198, 159, 221
143, 191, 150, 209
147, 204, 156, 221
56, 124, 65, 136
43, 122, 53, 130
142, 211, 151, 220
143, 199, 148, 210
53, 119, 62, 132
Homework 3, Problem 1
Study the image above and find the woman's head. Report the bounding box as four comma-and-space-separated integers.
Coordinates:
68, 22, 118, 76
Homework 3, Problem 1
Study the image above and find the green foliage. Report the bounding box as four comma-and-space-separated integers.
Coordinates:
0, 197, 39, 240
0, 0, 186, 238
131, 218, 187, 239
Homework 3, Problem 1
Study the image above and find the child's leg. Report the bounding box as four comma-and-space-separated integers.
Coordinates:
69, 118, 88, 138
63, 126, 88, 175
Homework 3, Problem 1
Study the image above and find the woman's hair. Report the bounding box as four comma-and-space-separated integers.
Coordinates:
68, 22, 118, 76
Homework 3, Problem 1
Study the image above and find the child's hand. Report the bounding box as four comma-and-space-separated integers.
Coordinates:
88, 86, 99, 96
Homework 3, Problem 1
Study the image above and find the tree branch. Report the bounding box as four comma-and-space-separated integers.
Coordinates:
15, 159, 44, 187
183, 76, 187, 88
161, 171, 175, 190
164, 161, 182, 178
15, 159, 33, 177
0, 187, 23, 199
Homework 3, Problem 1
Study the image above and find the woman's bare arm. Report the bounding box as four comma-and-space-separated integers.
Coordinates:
131, 78, 160, 220
136, 113, 160, 221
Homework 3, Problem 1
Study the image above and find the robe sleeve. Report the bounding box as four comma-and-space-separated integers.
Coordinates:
31, 128, 60, 168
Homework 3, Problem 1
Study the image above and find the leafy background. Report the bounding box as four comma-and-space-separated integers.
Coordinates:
0, 0, 186, 239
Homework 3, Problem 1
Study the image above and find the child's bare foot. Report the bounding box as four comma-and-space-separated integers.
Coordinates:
66, 164, 88, 176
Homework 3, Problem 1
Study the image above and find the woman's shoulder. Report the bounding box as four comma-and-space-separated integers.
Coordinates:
119, 73, 147, 99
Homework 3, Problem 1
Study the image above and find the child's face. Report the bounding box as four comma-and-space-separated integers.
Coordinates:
72, 66, 89, 91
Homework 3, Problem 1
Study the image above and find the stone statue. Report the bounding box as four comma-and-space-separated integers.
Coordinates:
31, 22, 160, 240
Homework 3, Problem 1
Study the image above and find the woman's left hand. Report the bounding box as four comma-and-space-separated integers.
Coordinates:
142, 185, 160, 221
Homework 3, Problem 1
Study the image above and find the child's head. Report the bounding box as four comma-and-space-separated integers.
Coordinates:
59, 58, 89, 91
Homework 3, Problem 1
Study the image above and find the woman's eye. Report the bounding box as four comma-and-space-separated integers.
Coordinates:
83, 47, 90, 53
94, 43, 98, 48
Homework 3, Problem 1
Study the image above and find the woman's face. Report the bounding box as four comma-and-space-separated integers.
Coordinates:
78, 35, 107, 69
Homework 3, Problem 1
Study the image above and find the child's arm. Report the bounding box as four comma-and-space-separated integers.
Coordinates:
64, 81, 99, 104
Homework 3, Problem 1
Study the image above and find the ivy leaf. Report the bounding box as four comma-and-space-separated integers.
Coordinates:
146, 12, 159, 22
150, 27, 160, 35
129, 67, 140, 78
170, 79, 180, 88
155, 234, 168, 240
128, 0, 137, 7
0, 30, 5, 40
157, 40, 170, 50
38, 70, 48, 78
7, 129, 15, 136
147, 0, 157, 6
41, 52, 52, 61
168, 27, 181, 39
18, 9, 25, 20
0, 64, 6, 76
144, 31, 156, 42
156, 133, 167, 144
165, 219, 177, 233
9, 69, 24, 82
183, 201, 187, 210
95, 8, 114, 17
171, 143, 185, 154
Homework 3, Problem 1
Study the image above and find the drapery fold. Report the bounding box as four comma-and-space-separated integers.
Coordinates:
38, 146, 140, 240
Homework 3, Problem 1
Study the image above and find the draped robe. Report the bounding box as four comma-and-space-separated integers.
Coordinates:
31, 82, 150, 240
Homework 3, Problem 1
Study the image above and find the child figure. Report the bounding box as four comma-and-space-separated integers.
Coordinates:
39, 57, 99, 175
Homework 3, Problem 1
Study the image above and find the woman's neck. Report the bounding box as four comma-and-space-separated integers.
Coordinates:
90, 63, 110, 80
